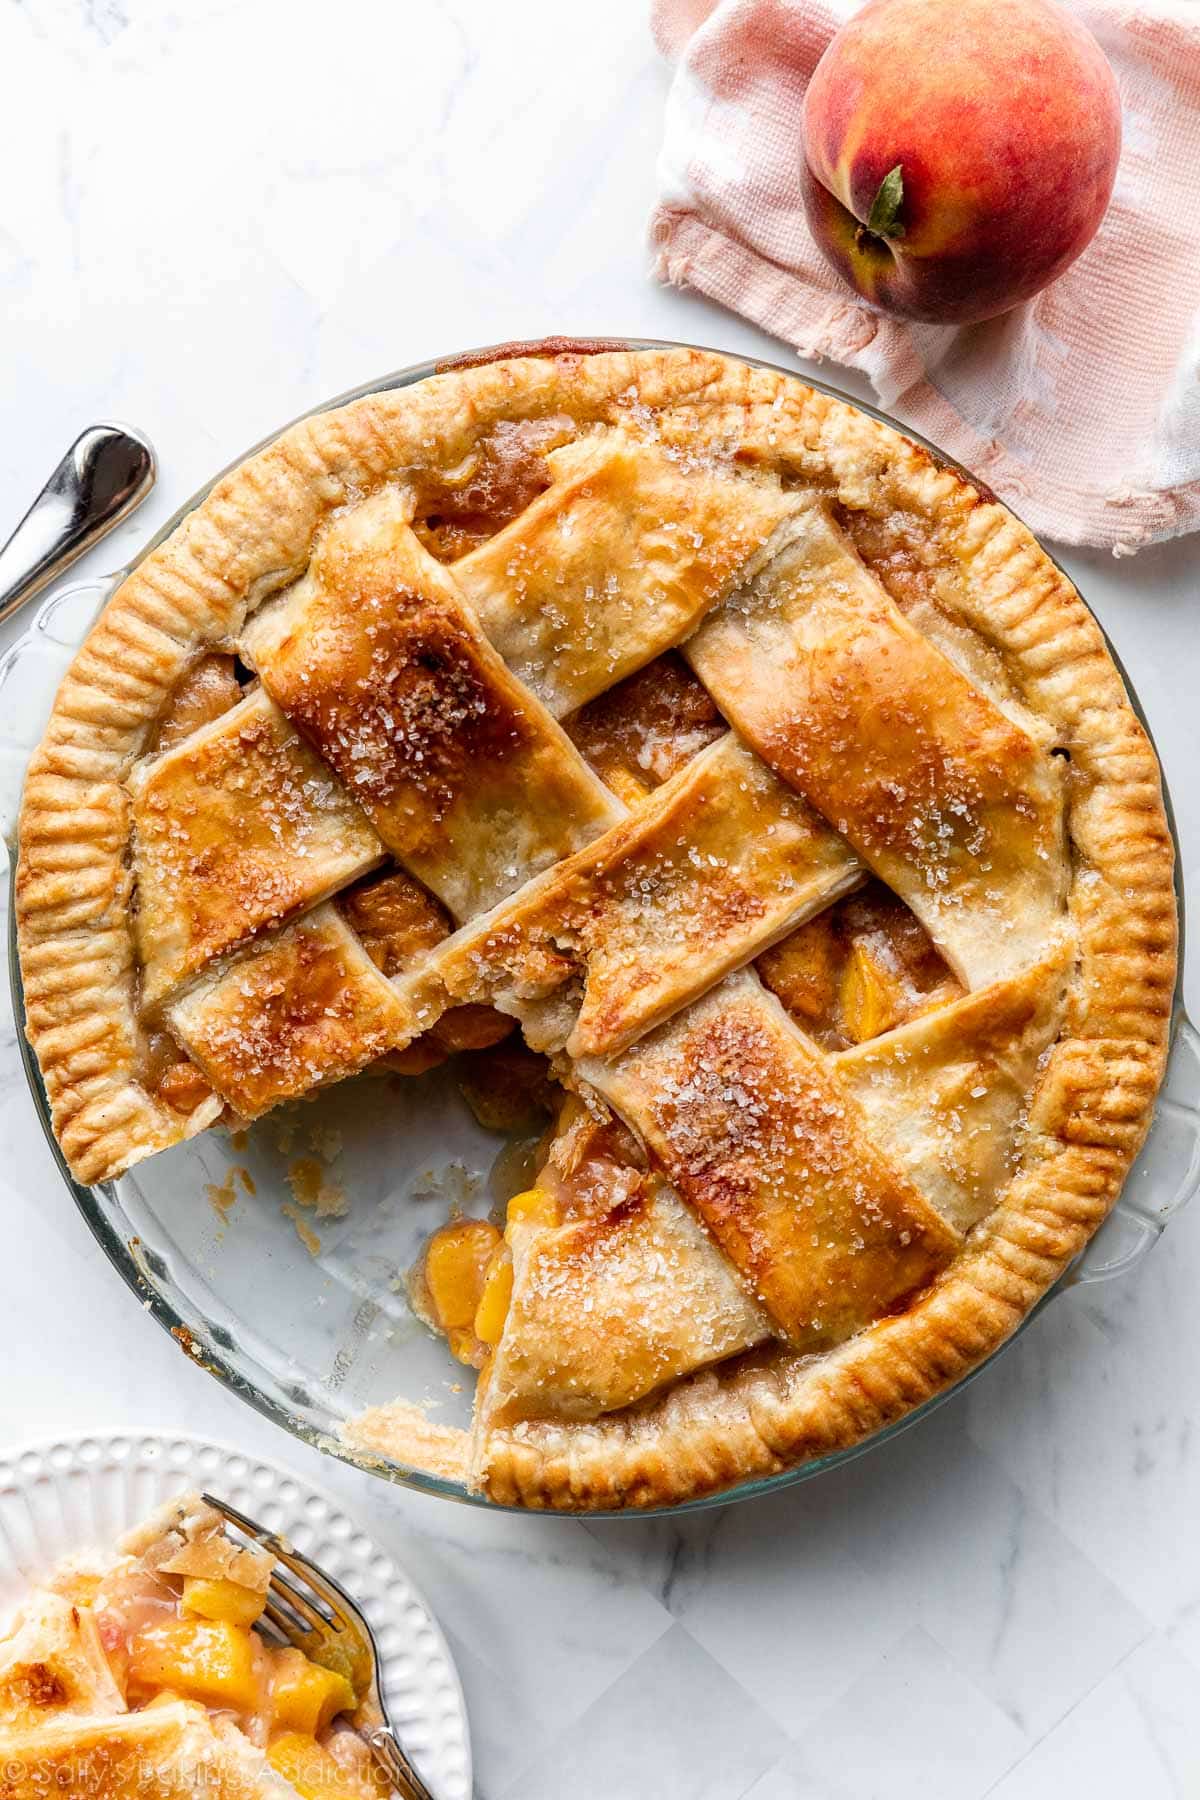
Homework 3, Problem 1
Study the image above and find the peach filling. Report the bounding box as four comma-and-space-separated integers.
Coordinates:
267, 1730, 387, 1799
420, 1189, 560, 1368
758, 878, 963, 1051
101, 1563, 362, 1789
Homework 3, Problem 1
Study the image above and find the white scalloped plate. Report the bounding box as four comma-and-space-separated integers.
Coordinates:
0, 1429, 471, 1799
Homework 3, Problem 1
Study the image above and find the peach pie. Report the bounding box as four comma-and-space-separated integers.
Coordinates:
16, 345, 1176, 1508
0, 1493, 383, 1797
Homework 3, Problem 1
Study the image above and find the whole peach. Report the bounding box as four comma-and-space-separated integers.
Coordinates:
801, 0, 1121, 324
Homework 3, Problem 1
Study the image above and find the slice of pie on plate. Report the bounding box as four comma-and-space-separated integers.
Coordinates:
16, 344, 1176, 1510
0, 1493, 382, 1797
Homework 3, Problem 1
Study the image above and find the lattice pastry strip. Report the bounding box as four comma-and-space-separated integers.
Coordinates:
686, 500, 1067, 990
239, 486, 623, 922
835, 939, 1072, 1233
166, 903, 424, 1120
486, 1177, 775, 1429
425, 729, 863, 1061
453, 433, 799, 717
576, 970, 964, 1346
129, 685, 384, 1008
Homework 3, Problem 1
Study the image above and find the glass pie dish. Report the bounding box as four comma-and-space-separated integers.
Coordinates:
3, 340, 1197, 1516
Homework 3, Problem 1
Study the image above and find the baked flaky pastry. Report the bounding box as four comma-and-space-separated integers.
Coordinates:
0, 1494, 384, 1798
16, 345, 1176, 1510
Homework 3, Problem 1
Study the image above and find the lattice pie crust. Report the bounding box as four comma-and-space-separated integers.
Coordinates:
16, 346, 1176, 1509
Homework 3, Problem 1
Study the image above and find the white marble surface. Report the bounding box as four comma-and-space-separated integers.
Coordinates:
2, 2, 1199, 1795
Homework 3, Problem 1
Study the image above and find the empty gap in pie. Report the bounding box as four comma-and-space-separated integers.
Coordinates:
757, 877, 965, 1052
456, 1035, 557, 1135
411, 1036, 561, 1369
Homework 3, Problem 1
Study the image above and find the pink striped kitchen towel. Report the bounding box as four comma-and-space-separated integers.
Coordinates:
651, 0, 1200, 552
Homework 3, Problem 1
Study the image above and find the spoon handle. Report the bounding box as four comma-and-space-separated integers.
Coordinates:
0, 424, 155, 628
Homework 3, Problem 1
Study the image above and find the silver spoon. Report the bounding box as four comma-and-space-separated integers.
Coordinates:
0, 423, 156, 628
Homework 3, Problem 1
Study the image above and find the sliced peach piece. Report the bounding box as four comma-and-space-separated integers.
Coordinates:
267, 1732, 380, 1799
423, 1219, 502, 1332
269, 1646, 356, 1737
503, 1188, 558, 1243
181, 1575, 267, 1629
838, 942, 903, 1043
473, 1245, 514, 1347
127, 1617, 261, 1714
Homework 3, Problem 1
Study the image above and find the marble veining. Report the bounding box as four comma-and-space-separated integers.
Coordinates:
0, 0, 1198, 1794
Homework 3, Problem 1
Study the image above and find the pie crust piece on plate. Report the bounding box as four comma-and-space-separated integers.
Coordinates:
0, 1444, 470, 1799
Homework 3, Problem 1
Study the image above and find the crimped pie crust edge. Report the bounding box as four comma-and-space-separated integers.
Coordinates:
15, 346, 1176, 1509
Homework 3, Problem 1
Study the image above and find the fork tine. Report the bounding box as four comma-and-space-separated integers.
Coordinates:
269, 1542, 357, 1625
201, 1490, 330, 1637
261, 1593, 310, 1645
253, 1603, 291, 1647
201, 1491, 285, 1553
268, 1564, 336, 1631
202, 1490, 353, 1630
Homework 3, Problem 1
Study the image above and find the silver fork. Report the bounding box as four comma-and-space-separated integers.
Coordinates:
201, 1492, 437, 1800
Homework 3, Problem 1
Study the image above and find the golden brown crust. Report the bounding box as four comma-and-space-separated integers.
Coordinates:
241, 489, 621, 921
130, 687, 384, 1007
485, 1182, 773, 1429
16, 345, 1176, 1508
580, 973, 963, 1345
429, 731, 861, 1060
686, 500, 1067, 990
166, 905, 420, 1119
0, 1704, 296, 1798
453, 433, 796, 716
0, 1593, 125, 1729
835, 942, 1072, 1232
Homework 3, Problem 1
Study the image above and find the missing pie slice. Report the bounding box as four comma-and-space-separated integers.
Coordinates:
0, 1493, 383, 1798
16, 345, 1176, 1509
